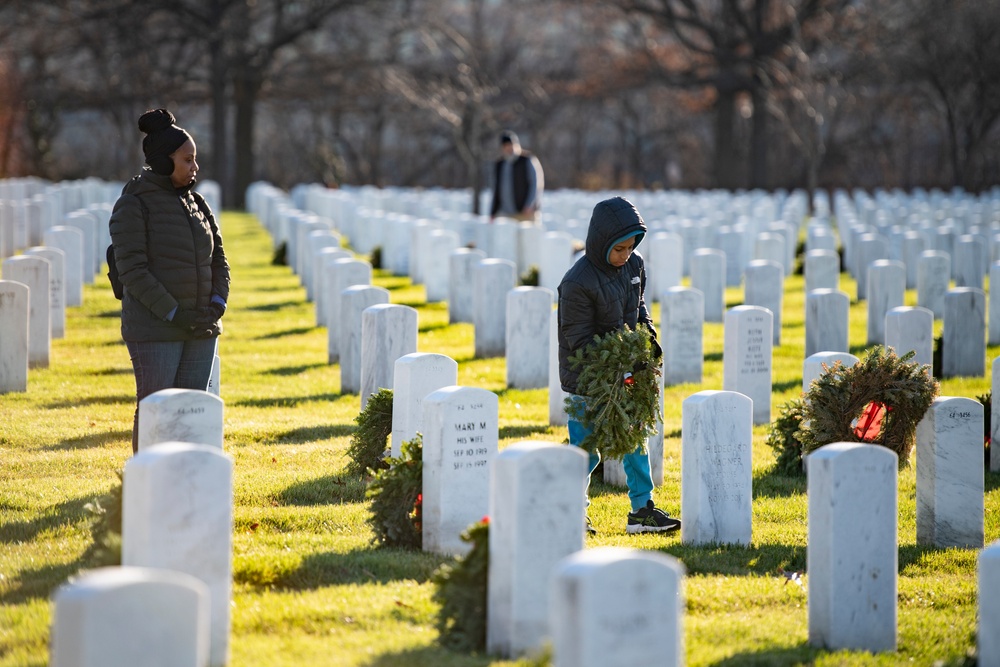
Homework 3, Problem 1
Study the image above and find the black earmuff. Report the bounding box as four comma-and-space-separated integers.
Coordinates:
148, 154, 174, 176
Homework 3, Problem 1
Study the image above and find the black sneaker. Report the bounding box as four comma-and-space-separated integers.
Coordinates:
626, 500, 681, 534
585, 514, 597, 535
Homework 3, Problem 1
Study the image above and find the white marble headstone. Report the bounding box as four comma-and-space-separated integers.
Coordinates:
539, 231, 574, 293
681, 390, 753, 546
23, 246, 65, 339
723, 305, 772, 425
315, 247, 353, 327
990, 262, 1000, 346
744, 259, 783, 346
916, 250, 950, 319
549, 308, 569, 427
43, 226, 84, 307
753, 231, 785, 275
649, 231, 682, 303
954, 234, 985, 290
942, 287, 985, 378
63, 210, 98, 284
424, 229, 461, 302
690, 248, 725, 322
884, 306, 933, 369
303, 230, 342, 302
661, 286, 704, 386
137, 388, 225, 451
506, 286, 553, 389
808, 442, 897, 653
49, 566, 209, 667
339, 285, 390, 394
473, 258, 517, 358
866, 259, 905, 346
805, 289, 849, 357
0, 280, 29, 393
802, 351, 859, 394
122, 442, 233, 667
391, 352, 458, 458
487, 441, 588, 658
993, 357, 1000, 474
324, 258, 371, 355
360, 303, 418, 409
854, 232, 888, 301
448, 247, 487, 324
979, 540, 1000, 666
2, 255, 50, 368
901, 230, 925, 289
915, 396, 985, 548
550, 547, 684, 667
421, 385, 498, 556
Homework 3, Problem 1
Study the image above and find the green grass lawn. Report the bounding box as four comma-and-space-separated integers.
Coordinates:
1, 210, 997, 666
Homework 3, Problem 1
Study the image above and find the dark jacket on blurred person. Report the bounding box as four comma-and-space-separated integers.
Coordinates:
109, 169, 230, 342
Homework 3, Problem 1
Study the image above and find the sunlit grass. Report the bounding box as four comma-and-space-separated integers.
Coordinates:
1, 211, 996, 666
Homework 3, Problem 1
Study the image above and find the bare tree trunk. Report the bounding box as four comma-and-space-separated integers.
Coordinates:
714, 88, 739, 189
209, 37, 229, 208
233, 67, 262, 210
750, 83, 769, 189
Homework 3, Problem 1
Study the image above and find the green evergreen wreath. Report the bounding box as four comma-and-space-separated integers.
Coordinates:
366, 434, 422, 549
796, 347, 938, 467
766, 398, 806, 476
432, 517, 489, 653
565, 324, 662, 460
346, 387, 393, 477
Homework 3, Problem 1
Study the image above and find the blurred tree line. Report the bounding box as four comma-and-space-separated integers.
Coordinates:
0, 0, 997, 209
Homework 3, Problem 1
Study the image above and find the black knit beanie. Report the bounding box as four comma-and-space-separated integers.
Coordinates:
138, 108, 192, 175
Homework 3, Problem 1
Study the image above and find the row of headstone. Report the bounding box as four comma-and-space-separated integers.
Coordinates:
49, 384, 232, 666
254, 182, 1000, 387
804, 283, 986, 378
0, 179, 223, 394
478, 428, 988, 662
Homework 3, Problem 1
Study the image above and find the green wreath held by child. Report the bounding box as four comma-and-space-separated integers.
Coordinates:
565, 324, 662, 461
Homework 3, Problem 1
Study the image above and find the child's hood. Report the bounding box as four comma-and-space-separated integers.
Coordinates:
584, 196, 647, 270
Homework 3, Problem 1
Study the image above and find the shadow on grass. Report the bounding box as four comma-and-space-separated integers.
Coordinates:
658, 541, 807, 576
752, 465, 807, 499
498, 424, 557, 440
418, 321, 453, 333
986, 470, 1000, 492
1, 558, 88, 605
705, 350, 723, 362
849, 342, 878, 356
0, 495, 93, 546
95, 309, 121, 318
250, 284, 303, 293
772, 378, 803, 393
259, 545, 449, 590
254, 326, 316, 340
44, 429, 131, 451
712, 643, 821, 666
276, 474, 366, 505
245, 300, 302, 312
263, 423, 355, 444
362, 646, 494, 667
233, 393, 349, 408
395, 300, 431, 309
263, 362, 328, 376
44, 394, 133, 409
93, 366, 132, 376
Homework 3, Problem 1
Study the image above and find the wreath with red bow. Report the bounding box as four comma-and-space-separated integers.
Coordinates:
796, 347, 938, 467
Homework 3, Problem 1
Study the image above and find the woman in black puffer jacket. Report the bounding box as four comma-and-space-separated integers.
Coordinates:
109, 108, 231, 453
